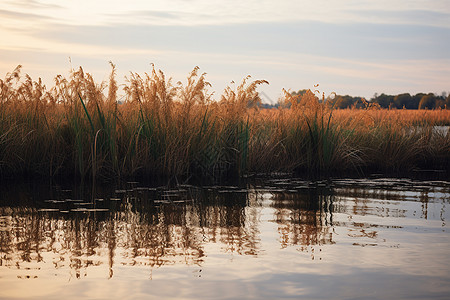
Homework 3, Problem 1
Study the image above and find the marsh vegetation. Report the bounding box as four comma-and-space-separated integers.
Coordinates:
1, 65, 449, 181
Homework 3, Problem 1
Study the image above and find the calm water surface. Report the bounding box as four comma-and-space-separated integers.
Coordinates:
0, 178, 449, 300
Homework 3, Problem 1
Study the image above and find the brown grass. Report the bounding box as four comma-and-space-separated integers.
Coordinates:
0, 65, 449, 181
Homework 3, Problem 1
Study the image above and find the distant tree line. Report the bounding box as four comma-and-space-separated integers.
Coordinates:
285, 89, 450, 109
369, 92, 449, 109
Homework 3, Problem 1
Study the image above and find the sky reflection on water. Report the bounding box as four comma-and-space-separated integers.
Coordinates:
0, 178, 449, 299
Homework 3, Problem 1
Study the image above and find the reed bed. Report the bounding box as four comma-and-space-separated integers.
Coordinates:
0, 65, 449, 181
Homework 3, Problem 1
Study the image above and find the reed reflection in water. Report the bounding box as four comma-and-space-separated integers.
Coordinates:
0, 179, 449, 300
0, 187, 260, 278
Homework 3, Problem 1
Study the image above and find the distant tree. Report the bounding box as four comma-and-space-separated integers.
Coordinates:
434, 92, 449, 109
411, 93, 425, 109
331, 95, 352, 108
435, 98, 446, 109
418, 93, 436, 109
354, 97, 367, 108
289, 90, 450, 109
291, 89, 309, 97
259, 102, 279, 109
372, 93, 394, 108
394, 93, 412, 109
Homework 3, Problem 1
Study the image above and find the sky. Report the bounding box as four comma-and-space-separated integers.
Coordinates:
1, 0, 449, 103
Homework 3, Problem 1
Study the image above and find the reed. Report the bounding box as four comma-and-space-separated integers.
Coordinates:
0, 66, 448, 181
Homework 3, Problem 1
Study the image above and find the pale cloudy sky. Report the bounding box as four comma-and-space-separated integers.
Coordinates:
1, 0, 449, 102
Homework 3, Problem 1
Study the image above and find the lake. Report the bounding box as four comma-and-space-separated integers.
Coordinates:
0, 177, 449, 300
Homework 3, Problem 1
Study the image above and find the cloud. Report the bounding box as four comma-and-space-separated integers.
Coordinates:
0, 8, 53, 22
343, 9, 450, 28
105, 10, 188, 25
3, 0, 450, 29
5, 0, 62, 10
25, 20, 449, 62
90, 0, 450, 28
0, 6, 58, 34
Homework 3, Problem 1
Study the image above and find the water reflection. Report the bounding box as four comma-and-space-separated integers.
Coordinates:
269, 190, 334, 256
0, 187, 247, 278
0, 178, 449, 299
0, 182, 345, 278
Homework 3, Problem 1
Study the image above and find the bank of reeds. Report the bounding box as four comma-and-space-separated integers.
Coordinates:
0, 65, 449, 181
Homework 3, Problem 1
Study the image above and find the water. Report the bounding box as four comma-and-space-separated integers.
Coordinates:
0, 178, 449, 300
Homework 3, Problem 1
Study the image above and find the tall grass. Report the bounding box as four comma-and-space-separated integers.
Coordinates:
0, 65, 449, 181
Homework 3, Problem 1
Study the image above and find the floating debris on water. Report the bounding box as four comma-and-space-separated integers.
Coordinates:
154, 200, 171, 204
135, 187, 150, 191
73, 202, 92, 206
71, 208, 109, 212
71, 208, 88, 212
172, 199, 194, 203
218, 189, 247, 194
44, 200, 65, 204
